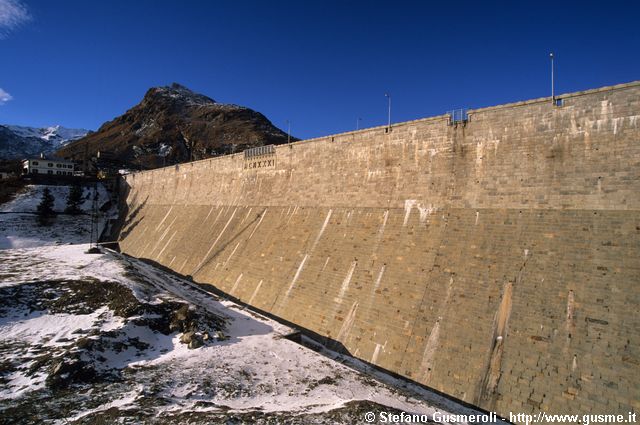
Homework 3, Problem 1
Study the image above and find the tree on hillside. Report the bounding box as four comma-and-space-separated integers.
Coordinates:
65, 184, 84, 215
37, 188, 56, 226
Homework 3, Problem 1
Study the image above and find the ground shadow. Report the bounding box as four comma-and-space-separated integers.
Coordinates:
190, 208, 266, 277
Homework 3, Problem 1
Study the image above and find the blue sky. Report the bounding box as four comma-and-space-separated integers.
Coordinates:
1, 0, 638, 139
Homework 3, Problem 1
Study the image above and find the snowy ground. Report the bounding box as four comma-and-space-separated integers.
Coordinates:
0, 186, 506, 424
0, 184, 112, 250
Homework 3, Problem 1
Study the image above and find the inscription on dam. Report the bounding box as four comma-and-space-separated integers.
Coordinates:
243, 145, 276, 170
243, 158, 275, 169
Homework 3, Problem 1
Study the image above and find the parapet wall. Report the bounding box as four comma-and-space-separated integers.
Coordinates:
118, 82, 640, 418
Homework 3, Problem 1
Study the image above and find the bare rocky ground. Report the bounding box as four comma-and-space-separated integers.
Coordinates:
0, 271, 220, 423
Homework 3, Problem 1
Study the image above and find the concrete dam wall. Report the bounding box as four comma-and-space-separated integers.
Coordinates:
118, 82, 640, 417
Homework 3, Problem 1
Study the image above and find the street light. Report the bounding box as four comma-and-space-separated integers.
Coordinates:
385, 93, 391, 131
550, 52, 555, 104
357, 117, 362, 130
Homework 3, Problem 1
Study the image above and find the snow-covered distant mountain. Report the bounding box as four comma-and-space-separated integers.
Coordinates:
7, 125, 89, 145
0, 124, 91, 160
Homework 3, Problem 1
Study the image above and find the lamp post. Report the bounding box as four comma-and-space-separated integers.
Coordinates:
357, 117, 362, 130
550, 52, 555, 104
385, 93, 391, 131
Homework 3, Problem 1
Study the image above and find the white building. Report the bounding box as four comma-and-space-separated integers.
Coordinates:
22, 158, 76, 176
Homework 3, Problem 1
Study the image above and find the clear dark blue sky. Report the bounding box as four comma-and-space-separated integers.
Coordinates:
1, 0, 639, 139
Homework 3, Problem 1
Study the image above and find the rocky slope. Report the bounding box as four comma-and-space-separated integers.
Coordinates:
56, 83, 293, 170
0, 125, 89, 160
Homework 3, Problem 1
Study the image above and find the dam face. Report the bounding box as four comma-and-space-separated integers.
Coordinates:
118, 82, 640, 417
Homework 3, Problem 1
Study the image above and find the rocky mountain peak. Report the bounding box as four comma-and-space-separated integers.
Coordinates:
143, 83, 216, 107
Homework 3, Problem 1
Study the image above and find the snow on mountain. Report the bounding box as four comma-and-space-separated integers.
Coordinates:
0, 124, 90, 160
6, 124, 89, 147
151, 82, 218, 106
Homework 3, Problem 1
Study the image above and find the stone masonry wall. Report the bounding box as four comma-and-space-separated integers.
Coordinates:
118, 82, 640, 420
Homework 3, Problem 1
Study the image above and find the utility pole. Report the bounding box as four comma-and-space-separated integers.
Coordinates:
286, 120, 291, 144
385, 93, 391, 131
86, 183, 101, 254
550, 52, 555, 104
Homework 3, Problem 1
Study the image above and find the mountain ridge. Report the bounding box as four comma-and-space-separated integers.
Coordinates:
0, 125, 90, 160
